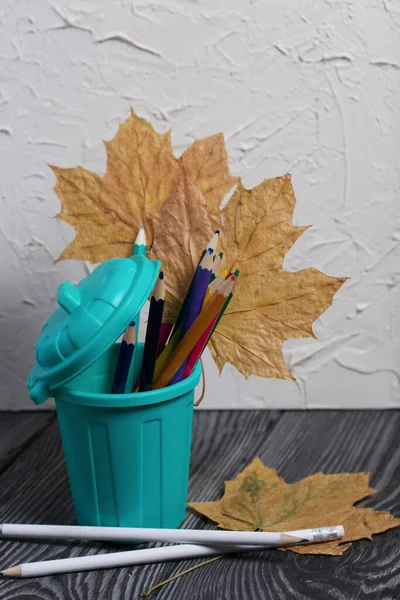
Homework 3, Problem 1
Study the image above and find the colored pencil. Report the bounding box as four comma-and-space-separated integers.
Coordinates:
111, 322, 136, 394
205, 274, 224, 301
209, 271, 238, 336
170, 251, 214, 384
167, 247, 213, 353
155, 233, 219, 368
184, 274, 238, 378
171, 230, 220, 337
157, 323, 173, 356
182, 250, 214, 330
210, 251, 223, 282
138, 272, 165, 392
183, 313, 219, 379
204, 268, 229, 304
199, 230, 220, 261
133, 226, 146, 256
0, 522, 344, 545
153, 324, 183, 381
154, 276, 235, 389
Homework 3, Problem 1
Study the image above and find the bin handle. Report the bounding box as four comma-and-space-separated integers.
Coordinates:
194, 358, 206, 407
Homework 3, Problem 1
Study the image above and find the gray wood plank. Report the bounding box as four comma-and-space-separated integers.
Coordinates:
138, 410, 400, 600
0, 411, 398, 600
0, 412, 54, 474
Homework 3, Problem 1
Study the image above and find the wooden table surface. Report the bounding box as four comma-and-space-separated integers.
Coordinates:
0, 410, 399, 600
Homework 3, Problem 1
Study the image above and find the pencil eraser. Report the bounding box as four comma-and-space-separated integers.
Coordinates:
336, 525, 345, 538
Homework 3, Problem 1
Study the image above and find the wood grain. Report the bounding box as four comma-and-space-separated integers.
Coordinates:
0, 412, 54, 474
0, 411, 398, 600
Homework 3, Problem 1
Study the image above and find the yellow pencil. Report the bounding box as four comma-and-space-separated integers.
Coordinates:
154, 276, 235, 389
204, 269, 229, 304
153, 324, 183, 380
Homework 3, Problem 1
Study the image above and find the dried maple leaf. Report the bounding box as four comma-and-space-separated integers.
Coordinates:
149, 175, 221, 322
53, 109, 346, 380
210, 175, 347, 379
189, 457, 400, 556
53, 109, 236, 263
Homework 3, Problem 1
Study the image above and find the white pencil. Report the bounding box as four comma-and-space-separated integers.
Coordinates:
133, 226, 146, 256
0, 544, 256, 578
0, 525, 344, 578
0, 523, 344, 546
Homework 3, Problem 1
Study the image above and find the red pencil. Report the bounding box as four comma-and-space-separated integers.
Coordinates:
157, 323, 173, 356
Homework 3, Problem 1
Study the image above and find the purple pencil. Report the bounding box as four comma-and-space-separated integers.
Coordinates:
170, 250, 214, 384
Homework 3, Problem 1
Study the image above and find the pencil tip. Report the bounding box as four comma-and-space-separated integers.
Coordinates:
134, 226, 146, 246
159, 271, 164, 280
215, 229, 220, 235
129, 320, 135, 327
201, 250, 215, 269
0, 566, 21, 578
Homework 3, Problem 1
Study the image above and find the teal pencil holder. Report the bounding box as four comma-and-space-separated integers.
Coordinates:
27, 254, 201, 529
55, 345, 201, 528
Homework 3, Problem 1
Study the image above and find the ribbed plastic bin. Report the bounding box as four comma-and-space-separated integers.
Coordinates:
55, 343, 201, 529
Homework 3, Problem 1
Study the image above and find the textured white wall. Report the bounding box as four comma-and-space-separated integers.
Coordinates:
1, 0, 399, 410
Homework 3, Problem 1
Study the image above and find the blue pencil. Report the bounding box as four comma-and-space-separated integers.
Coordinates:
170, 230, 220, 338
170, 250, 214, 384
111, 322, 136, 394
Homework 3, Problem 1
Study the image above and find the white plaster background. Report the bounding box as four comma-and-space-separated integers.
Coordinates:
1, 0, 399, 410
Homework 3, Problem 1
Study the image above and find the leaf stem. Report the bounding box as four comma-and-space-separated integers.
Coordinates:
140, 556, 223, 597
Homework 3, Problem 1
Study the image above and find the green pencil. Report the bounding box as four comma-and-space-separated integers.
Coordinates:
210, 252, 223, 282
205, 268, 239, 345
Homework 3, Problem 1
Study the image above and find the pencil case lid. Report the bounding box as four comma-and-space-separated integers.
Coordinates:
27, 254, 160, 405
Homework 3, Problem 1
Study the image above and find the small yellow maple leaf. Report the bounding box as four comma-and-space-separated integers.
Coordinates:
53, 109, 346, 381
189, 457, 400, 556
